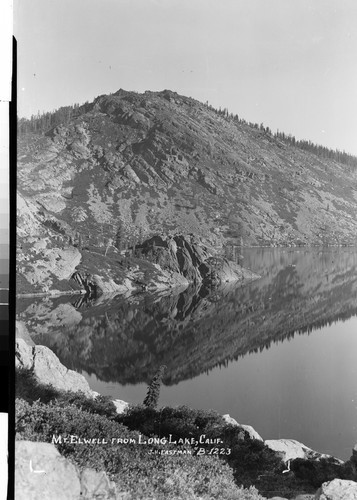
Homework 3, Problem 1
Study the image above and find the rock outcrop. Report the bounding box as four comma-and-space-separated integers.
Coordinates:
16, 440, 81, 500
222, 415, 342, 466
264, 439, 343, 464
315, 478, 357, 499
24, 245, 357, 388
15, 333, 355, 499
79, 469, 123, 500
17, 89, 357, 295
15, 441, 121, 500
15, 338, 93, 397
16, 321, 35, 346
15, 332, 130, 414
65, 232, 258, 298
135, 234, 258, 287
15, 439, 356, 500
222, 414, 264, 441
112, 399, 129, 414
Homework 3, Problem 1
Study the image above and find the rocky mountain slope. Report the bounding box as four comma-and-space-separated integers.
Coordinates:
17, 89, 357, 294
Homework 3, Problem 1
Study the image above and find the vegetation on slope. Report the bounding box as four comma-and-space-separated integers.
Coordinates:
15, 370, 264, 500
15, 370, 357, 498
17, 89, 357, 294
18, 96, 357, 168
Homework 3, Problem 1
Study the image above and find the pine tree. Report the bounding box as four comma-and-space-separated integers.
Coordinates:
143, 365, 167, 409
115, 223, 125, 251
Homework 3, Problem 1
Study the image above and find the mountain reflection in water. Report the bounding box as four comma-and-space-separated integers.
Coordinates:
18, 247, 357, 386
17, 247, 357, 460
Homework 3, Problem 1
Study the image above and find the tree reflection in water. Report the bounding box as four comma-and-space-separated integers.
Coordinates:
17, 247, 357, 386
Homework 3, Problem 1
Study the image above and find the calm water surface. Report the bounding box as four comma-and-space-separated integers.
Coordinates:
17, 247, 357, 460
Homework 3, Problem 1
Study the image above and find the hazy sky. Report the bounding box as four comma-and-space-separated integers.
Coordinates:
14, 0, 357, 155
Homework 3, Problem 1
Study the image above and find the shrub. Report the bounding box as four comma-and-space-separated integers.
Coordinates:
57, 392, 117, 419
117, 404, 226, 441
291, 457, 357, 488
115, 403, 320, 497
18, 397, 342, 498
16, 368, 59, 403
15, 367, 117, 418
15, 398, 265, 499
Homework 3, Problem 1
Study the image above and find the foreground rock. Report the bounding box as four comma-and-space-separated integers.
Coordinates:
265, 439, 343, 464
16, 321, 35, 346
15, 441, 121, 500
112, 399, 129, 413
15, 338, 93, 398
222, 414, 264, 441
16, 441, 80, 500
15, 441, 357, 500
15, 332, 129, 413
222, 415, 342, 465
315, 478, 357, 499
15, 331, 354, 499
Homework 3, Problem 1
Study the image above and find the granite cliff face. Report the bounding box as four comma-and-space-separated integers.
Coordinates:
17, 89, 357, 294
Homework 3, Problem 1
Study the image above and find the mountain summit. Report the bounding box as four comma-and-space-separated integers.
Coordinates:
17, 89, 357, 294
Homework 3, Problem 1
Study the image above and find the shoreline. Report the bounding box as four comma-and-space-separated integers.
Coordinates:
15, 321, 345, 466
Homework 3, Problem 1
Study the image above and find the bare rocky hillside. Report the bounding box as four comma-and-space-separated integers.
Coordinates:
17, 89, 357, 294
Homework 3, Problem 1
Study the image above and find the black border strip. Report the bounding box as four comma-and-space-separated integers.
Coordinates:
7, 34, 17, 500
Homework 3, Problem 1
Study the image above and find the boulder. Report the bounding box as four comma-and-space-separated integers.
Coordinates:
222, 414, 263, 441
15, 440, 81, 500
15, 441, 122, 500
112, 399, 129, 414
240, 424, 264, 442
315, 478, 357, 499
15, 336, 129, 413
264, 439, 343, 464
15, 338, 93, 397
79, 468, 118, 499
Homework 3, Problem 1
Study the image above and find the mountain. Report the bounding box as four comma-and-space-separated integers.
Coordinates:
17, 89, 357, 294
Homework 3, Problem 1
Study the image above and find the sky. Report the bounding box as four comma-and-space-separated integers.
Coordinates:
14, 0, 357, 155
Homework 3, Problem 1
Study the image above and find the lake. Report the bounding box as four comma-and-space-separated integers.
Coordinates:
17, 247, 357, 460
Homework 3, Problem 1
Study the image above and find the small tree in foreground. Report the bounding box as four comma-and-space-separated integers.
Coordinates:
143, 365, 166, 409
